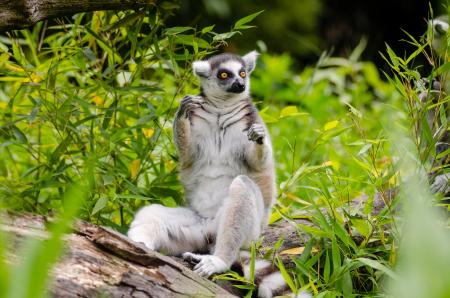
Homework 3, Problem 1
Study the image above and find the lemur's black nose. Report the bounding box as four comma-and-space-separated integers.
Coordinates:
228, 80, 245, 93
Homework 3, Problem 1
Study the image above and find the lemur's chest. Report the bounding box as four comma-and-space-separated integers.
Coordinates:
190, 102, 254, 156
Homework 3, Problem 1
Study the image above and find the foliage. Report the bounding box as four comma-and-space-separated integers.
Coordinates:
0, 4, 252, 231
0, 3, 449, 298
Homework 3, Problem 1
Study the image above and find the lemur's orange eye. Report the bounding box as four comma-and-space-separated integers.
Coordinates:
239, 71, 246, 78
219, 72, 228, 79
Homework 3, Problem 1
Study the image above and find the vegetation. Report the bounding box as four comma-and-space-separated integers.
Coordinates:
0, 3, 449, 298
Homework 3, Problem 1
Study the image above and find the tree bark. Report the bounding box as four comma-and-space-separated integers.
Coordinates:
0, 0, 155, 31
2, 213, 236, 298
0, 190, 395, 297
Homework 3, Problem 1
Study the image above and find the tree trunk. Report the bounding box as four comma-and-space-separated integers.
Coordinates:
0, 0, 155, 31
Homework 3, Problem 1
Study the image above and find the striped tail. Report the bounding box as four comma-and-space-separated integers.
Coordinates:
239, 251, 312, 298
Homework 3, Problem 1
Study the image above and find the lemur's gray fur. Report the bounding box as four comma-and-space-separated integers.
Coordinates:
424, 16, 449, 195
128, 51, 285, 296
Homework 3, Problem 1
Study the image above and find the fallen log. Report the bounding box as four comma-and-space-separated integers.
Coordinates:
1, 190, 395, 297
2, 213, 236, 298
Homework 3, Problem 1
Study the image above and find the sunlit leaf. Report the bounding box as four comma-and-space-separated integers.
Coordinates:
324, 120, 339, 131
131, 159, 141, 180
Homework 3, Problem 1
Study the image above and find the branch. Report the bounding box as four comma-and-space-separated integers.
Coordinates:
0, 0, 156, 31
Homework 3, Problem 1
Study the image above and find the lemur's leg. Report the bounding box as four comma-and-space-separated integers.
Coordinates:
128, 204, 208, 255
183, 175, 264, 277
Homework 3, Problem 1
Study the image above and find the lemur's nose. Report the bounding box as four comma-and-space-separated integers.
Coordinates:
229, 80, 245, 93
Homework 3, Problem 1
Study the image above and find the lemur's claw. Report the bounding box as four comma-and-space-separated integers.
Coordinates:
182, 252, 201, 264
247, 123, 265, 144
183, 252, 228, 277
179, 95, 204, 119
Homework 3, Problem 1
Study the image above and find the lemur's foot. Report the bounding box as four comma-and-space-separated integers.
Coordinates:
179, 95, 204, 119
182, 252, 228, 277
247, 123, 265, 144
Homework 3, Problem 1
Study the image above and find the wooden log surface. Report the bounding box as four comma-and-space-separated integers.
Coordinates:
0, 0, 155, 31
2, 213, 236, 298
0, 190, 395, 297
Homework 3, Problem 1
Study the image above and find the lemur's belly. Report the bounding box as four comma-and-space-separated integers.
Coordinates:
181, 158, 248, 218
186, 174, 234, 218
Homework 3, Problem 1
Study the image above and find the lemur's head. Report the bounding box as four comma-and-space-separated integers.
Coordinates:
429, 16, 449, 56
192, 51, 259, 105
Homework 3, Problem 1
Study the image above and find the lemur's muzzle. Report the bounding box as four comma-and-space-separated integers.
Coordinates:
228, 80, 245, 93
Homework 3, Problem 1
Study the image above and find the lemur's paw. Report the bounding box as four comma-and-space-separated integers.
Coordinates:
179, 95, 204, 119
182, 252, 228, 277
248, 123, 265, 144
430, 173, 450, 194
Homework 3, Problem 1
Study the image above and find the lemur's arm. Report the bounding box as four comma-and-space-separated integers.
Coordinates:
245, 123, 273, 170
173, 95, 203, 169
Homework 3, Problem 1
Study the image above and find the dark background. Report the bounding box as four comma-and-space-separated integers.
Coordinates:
168, 0, 448, 68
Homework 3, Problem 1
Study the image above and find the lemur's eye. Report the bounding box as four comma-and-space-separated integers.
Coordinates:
239, 71, 246, 78
219, 72, 228, 79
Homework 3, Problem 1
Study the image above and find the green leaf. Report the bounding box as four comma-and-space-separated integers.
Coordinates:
421, 115, 433, 147
357, 257, 399, 280
249, 243, 256, 283
333, 221, 356, 249
212, 31, 238, 42
339, 265, 353, 297
279, 106, 307, 118
161, 197, 177, 207
277, 257, 296, 293
351, 218, 371, 238
331, 239, 341, 269
103, 12, 144, 31
92, 197, 108, 215
324, 249, 331, 282
357, 143, 372, 156
165, 27, 194, 35
0, 41, 8, 53
324, 120, 339, 131
234, 10, 264, 30
298, 224, 333, 238
201, 25, 215, 34
172, 35, 210, 48
11, 125, 28, 143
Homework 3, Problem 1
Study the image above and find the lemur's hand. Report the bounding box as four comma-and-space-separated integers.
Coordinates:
182, 252, 228, 277
247, 123, 265, 144
431, 173, 450, 195
179, 95, 204, 119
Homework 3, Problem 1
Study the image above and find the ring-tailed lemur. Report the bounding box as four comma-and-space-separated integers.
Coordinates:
423, 16, 449, 195
128, 51, 299, 297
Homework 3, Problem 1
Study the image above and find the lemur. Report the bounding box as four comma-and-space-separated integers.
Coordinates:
128, 51, 296, 297
421, 16, 449, 195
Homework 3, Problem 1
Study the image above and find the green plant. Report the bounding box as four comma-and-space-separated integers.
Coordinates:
0, 3, 449, 297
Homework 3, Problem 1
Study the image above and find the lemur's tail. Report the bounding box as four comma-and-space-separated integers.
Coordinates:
239, 251, 312, 298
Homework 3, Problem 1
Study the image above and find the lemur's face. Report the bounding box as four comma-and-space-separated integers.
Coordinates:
192, 51, 259, 104
214, 60, 248, 94
429, 16, 449, 56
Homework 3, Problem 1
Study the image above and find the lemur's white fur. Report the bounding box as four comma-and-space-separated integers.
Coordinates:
128, 51, 277, 289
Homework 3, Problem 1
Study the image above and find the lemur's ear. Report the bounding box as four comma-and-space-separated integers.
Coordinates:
192, 61, 211, 78
242, 50, 259, 73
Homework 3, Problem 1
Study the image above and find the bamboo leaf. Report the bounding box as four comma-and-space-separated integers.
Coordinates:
234, 11, 264, 30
